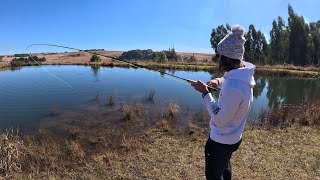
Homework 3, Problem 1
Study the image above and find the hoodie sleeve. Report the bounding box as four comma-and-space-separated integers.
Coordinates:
215, 77, 225, 89
203, 88, 242, 127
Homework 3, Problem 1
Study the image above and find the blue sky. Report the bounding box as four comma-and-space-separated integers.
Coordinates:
1, 0, 319, 55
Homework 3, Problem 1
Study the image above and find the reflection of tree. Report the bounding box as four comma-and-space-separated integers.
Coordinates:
10, 67, 22, 71
168, 68, 176, 76
159, 69, 166, 78
91, 65, 100, 76
267, 78, 285, 107
266, 77, 320, 108
253, 77, 266, 98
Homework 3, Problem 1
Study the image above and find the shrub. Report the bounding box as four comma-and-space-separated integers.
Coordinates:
10, 56, 46, 67
90, 54, 101, 62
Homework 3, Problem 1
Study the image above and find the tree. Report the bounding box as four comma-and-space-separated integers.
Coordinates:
90, 54, 101, 62
255, 30, 268, 64
244, 24, 257, 62
244, 25, 268, 63
288, 4, 308, 65
158, 51, 168, 63
210, 24, 231, 52
308, 21, 320, 65
152, 52, 159, 62
269, 16, 289, 64
188, 54, 197, 62
164, 48, 179, 61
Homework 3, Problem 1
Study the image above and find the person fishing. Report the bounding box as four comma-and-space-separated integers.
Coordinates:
191, 25, 256, 180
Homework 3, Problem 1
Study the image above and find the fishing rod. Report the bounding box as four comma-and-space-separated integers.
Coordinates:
26, 44, 218, 91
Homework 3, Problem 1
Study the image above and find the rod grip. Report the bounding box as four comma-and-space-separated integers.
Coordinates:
187, 79, 218, 91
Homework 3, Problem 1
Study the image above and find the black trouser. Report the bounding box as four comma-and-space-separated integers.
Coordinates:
205, 137, 241, 180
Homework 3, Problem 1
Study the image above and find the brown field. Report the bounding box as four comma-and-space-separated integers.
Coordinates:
1, 51, 212, 65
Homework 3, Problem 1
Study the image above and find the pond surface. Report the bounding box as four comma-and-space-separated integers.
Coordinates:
0, 65, 319, 130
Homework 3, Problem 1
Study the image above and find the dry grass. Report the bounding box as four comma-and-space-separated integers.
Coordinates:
257, 64, 320, 72
233, 125, 320, 179
0, 99, 319, 179
120, 103, 142, 121
255, 100, 320, 129
164, 100, 181, 119
0, 124, 319, 179
0, 129, 23, 177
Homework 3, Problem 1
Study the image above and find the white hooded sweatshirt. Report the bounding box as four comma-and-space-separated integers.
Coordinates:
204, 61, 256, 145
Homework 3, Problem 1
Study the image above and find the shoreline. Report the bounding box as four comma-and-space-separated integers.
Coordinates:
1, 50, 319, 78
1, 60, 319, 78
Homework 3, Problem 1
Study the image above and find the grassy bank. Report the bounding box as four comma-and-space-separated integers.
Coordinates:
1, 99, 319, 179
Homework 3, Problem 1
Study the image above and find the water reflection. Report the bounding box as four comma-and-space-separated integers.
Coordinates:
253, 77, 267, 98
254, 77, 320, 107
90, 65, 100, 76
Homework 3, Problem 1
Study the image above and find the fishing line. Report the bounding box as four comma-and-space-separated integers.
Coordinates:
26, 54, 73, 89
26, 44, 217, 90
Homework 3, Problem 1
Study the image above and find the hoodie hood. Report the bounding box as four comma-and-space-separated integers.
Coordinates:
223, 61, 256, 88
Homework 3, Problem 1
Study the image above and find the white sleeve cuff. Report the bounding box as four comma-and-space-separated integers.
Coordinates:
204, 92, 214, 103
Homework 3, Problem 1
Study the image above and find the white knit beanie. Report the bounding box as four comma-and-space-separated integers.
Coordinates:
217, 25, 246, 60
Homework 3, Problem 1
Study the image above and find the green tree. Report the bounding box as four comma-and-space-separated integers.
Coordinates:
245, 25, 268, 64
308, 21, 320, 65
244, 24, 257, 62
90, 54, 101, 62
288, 4, 308, 65
270, 16, 289, 64
188, 54, 197, 62
152, 52, 159, 62
164, 48, 179, 61
210, 24, 231, 52
158, 51, 168, 63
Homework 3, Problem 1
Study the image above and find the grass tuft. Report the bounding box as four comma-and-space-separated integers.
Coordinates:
146, 90, 156, 103
106, 96, 115, 107
121, 103, 141, 121
164, 101, 180, 119
49, 106, 61, 116
95, 93, 100, 104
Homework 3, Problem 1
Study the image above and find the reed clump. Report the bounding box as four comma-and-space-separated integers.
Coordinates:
164, 101, 181, 119
121, 103, 141, 121
106, 96, 115, 107
146, 90, 156, 103
156, 101, 181, 133
49, 106, 61, 116
95, 93, 100, 104
255, 99, 320, 129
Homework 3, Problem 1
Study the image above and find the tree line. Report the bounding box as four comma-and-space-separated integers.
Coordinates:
119, 48, 198, 63
11, 56, 46, 67
210, 4, 320, 66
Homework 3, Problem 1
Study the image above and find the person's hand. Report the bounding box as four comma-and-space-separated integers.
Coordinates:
207, 79, 219, 88
191, 80, 208, 94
